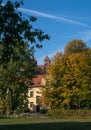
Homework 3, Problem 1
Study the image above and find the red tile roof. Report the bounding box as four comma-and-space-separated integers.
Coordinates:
32, 75, 45, 87
38, 65, 45, 71
44, 56, 50, 61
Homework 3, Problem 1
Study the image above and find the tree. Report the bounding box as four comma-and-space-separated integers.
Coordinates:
0, 0, 50, 115
42, 52, 64, 109
64, 39, 87, 55
43, 41, 91, 110
64, 50, 91, 109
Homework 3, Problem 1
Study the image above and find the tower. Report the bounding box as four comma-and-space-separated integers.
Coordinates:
44, 56, 51, 73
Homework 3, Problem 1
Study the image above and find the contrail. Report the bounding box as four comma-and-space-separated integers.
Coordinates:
1, 3, 89, 27
19, 8, 89, 27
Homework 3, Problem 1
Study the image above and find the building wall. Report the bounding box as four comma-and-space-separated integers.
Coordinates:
27, 87, 42, 112
27, 55, 50, 113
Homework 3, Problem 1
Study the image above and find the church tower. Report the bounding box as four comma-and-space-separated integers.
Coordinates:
44, 56, 51, 73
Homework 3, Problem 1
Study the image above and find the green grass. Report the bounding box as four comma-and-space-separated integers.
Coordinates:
0, 117, 91, 130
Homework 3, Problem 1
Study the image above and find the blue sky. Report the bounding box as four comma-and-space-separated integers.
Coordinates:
3, 0, 91, 64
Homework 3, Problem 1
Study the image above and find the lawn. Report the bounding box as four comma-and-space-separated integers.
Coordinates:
0, 117, 91, 130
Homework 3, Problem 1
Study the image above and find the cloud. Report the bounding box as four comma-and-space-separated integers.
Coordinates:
37, 48, 64, 65
79, 30, 91, 42
36, 51, 56, 65
19, 8, 89, 27
48, 48, 64, 58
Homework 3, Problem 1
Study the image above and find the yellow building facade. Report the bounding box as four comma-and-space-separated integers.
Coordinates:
27, 56, 50, 113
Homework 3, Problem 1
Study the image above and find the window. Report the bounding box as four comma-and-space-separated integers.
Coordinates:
36, 96, 42, 107
30, 102, 33, 107
36, 91, 40, 94
36, 96, 40, 103
30, 91, 33, 97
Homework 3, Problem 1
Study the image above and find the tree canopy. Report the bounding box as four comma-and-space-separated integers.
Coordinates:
43, 41, 91, 110
0, 0, 50, 115
64, 40, 87, 55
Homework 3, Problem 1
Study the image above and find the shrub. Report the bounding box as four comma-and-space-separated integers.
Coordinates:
47, 109, 91, 117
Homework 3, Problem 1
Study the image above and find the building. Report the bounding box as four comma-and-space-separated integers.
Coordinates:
27, 56, 51, 113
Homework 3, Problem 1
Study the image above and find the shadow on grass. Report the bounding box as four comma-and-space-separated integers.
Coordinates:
0, 122, 91, 130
